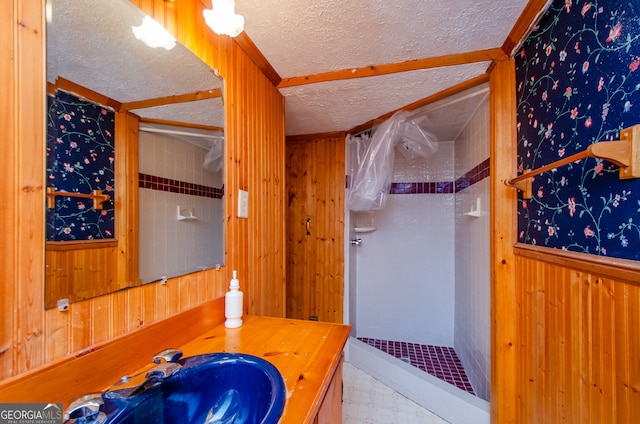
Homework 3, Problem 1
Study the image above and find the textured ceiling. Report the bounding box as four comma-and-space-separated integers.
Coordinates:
280, 62, 490, 136
49, 0, 533, 137
48, 0, 223, 128
237, 0, 526, 78
235, 0, 530, 135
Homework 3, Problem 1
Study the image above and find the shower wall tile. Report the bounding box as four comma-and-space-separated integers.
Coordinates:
138, 132, 224, 284
392, 141, 454, 182
454, 97, 490, 180
453, 95, 491, 401
355, 193, 455, 346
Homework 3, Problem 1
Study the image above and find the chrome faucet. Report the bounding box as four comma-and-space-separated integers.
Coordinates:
152, 348, 183, 364
110, 348, 184, 398
64, 393, 106, 424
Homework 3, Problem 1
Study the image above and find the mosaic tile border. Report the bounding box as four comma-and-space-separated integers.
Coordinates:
388, 158, 490, 195
139, 173, 224, 199
358, 337, 476, 395
454, 158, 490, 193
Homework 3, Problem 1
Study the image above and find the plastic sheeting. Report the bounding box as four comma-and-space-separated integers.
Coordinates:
203, 140, 224, 172
346, 111, 438, 212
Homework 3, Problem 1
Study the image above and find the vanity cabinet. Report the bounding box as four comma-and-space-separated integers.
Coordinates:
0, 299, 350, 424
178, 315, 351, 424
313, 354, 344, 424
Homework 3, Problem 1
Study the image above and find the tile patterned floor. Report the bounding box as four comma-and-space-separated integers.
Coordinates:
343, 362, 450, 424
357, 337, 475, 395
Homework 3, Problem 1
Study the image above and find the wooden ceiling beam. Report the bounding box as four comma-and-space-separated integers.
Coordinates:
234, 32, 282, 87
120, 88, 222, 111
53, 77, 122, 111
502, 0, 552, 56
277, 48, 505, 89
347, 73, 489, 135
286, 131, 346, 144
138, 116, 224, 133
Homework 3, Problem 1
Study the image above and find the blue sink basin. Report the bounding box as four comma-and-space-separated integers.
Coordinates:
84, 353, 286, 424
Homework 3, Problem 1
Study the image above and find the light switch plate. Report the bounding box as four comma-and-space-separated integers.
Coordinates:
237, 189, 248, 218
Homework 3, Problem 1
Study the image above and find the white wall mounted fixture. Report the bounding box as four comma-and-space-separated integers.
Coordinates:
132, 15, 176, 50
203, 0, 245, 37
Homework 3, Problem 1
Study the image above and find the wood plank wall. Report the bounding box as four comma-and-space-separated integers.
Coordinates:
0, 0, 285, 382
286, 134, 345, 323
490, 58, 519, 423
514, 251, 640, 422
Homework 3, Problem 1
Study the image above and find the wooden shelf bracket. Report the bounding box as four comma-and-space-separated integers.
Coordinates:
505, 124, 640, 199
46, 187, 111, 210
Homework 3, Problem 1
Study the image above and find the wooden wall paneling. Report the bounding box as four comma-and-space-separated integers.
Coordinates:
91, 296, 112, 345
141, 281, 156, 328
110, 290, 128, 337
566, 267, 581, 421
70, 301, 91, 354
513, 252, 640, 423
286, 140, 316, 320
0, 0, 17, 375
628, 286, 640, 420
115, 112, 140, 286
249, 67, 263, 315
314, 139, 327, 321
44, 307, 68, 363
604, 278, 616, 422
12, 0, 47, 377
286, 141, 304, 319
489, 58, 519, 423
615, 282, 630, 422
126, 282, 143, 331
332, 137, 345, 323
285, 135, 344, 324
557, 266, 571, 422
316, 136, 345, 323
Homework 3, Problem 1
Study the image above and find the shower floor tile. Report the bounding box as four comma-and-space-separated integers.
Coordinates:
357, 337, 476, 395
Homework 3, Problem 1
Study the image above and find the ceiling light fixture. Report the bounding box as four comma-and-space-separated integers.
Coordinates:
203, 0, 244, 38
132, 16, 176, 50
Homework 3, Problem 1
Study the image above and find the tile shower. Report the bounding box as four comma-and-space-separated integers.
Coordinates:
345, 91, 491, 423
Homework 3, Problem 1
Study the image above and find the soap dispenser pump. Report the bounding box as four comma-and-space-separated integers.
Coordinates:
225, 270, 243, 328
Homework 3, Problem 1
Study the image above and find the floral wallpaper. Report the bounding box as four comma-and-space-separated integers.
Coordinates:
46, 90, 115, 241
516, 0, 640, 261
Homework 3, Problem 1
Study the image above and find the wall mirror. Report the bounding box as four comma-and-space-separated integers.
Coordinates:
45, 0, 225, 308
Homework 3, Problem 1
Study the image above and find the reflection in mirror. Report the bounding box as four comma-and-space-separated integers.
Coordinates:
45, 0, 225, 308
137, 122, 225, 284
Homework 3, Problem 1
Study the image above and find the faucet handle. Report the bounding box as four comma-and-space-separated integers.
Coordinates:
65, 393, 106, 423
152, 348, 183, 364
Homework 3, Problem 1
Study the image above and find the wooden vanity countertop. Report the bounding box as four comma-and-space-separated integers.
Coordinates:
178, 315, 351, 424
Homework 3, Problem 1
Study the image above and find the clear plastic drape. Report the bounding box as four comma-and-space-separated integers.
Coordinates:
346, 111, 438, 211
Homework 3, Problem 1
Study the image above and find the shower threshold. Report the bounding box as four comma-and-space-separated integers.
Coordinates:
357, 337, 475, 395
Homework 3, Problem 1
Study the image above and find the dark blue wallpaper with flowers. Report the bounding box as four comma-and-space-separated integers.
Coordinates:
515, 0, 640, 261
46, 90, 115, 241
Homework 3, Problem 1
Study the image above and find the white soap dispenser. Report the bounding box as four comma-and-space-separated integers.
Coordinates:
225, 270, 243, 328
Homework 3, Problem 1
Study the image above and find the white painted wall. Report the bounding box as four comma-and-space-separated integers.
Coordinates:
354, 142, 456, 346
453, 96, 491, 401
138, 131, 224, 284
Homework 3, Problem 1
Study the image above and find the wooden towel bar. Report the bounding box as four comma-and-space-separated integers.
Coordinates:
505, 124, 640, 199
